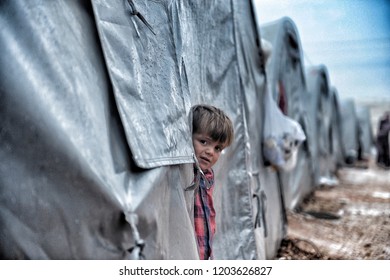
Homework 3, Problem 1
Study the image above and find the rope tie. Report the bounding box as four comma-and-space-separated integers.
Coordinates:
125, 212, 145, 260
127, 0, 156, 35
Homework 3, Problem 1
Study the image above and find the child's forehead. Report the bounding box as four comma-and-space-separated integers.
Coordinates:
194, 132, 212, 140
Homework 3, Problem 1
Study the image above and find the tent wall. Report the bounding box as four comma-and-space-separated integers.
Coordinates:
261, 17, 314, 210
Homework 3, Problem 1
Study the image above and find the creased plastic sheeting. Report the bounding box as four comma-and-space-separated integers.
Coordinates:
234, 3, 286, 259
261, 17, 313, 210
356, 105, 375, 161
177, 0, 260, 259
91, 0, 193, 169
234, 2, 269, 259
305, 65, 336, 186
216, 0, 286, 260
226, 0, 285, 260
0, 0, 197, 259
339, 99, 360, 164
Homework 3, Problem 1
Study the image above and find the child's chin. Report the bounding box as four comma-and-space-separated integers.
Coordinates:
200, 165, 209, 171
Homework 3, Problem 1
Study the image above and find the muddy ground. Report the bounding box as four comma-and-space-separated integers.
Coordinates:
276, 162, 390, 260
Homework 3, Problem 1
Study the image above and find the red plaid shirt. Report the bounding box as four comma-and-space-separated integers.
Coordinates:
194, 168, 216, 260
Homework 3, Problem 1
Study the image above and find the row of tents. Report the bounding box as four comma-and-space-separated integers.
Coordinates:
0, 0, 375, 259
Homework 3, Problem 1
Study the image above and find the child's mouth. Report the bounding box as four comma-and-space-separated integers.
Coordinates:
200, 156, 210, 164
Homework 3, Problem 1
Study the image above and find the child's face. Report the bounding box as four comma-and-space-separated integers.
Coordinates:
192, 133, 225, 171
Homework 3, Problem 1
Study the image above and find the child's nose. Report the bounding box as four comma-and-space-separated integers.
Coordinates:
205, 147, 214, 156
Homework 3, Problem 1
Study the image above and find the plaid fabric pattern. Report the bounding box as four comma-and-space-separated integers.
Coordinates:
194, 169, 216, 260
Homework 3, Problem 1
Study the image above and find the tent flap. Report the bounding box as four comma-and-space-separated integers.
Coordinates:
92, 0, 194, 169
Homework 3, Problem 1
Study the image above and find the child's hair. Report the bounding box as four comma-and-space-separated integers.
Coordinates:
191, 104, 234, 147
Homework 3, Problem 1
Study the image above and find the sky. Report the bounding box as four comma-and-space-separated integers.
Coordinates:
254, 0, 390, 106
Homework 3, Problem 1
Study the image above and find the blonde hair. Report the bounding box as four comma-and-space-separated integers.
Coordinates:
191, 104, 234, 147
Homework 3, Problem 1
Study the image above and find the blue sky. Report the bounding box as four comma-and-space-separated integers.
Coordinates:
254, 0, 390, 105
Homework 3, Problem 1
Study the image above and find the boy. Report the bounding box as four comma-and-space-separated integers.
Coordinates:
191, 104, 234, 260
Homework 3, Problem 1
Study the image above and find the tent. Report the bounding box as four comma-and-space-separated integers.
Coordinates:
339, 98, 360, 165
1, 0, 288, 260
305, 65, 337, 186
260, 17, 313, 210
356, 105, 376, 162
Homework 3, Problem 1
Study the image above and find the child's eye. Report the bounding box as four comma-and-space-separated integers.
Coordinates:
215, 146, 222, 152
200, 140, 207, 145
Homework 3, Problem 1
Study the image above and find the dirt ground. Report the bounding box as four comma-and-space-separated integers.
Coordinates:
276, 161, 390, 260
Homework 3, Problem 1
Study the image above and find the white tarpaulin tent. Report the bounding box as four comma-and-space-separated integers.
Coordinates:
260, 17, 313, 210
